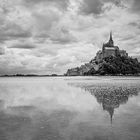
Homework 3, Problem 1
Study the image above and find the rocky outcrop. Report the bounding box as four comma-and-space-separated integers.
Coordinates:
66, 62, 99, 76
66, 61, 99, 76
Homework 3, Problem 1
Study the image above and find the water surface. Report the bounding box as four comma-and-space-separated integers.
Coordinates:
0, 77, 140, 140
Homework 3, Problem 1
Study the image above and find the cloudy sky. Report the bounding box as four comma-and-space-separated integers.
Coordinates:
0, 0, 140, 75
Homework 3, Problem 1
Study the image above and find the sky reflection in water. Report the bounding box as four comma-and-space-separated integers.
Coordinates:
0, 77, 140, 140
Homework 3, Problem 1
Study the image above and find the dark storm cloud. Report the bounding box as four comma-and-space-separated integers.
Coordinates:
79, 0, 103, 15
51, 37, 76, 44
23, 0, 70, 10
132, 0, 140, 12
0, 47, 5, 55
0, 52, 4, 55
128, 22, 140, 29
10, 44, 36, 50
79, 0, 123, 15
0, 23, 32, 42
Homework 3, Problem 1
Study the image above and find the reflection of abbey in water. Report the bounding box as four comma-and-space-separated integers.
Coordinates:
85, 86, 139, 124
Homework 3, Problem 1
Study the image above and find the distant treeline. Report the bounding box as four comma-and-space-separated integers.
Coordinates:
0, 74, 60, 77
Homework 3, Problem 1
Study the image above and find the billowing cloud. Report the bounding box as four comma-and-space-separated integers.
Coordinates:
48, 27, 77, 44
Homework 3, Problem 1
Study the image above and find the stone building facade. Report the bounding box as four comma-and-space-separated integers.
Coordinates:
95, 32, 128, 62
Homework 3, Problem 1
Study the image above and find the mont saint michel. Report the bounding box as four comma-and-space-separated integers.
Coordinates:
1, 0, 140, 140
66, 32, 140, 76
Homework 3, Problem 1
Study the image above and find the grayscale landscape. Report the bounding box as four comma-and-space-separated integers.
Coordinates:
0, 0, 140, 140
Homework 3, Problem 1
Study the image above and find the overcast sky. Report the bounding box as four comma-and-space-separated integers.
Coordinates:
0, 0, 140, 75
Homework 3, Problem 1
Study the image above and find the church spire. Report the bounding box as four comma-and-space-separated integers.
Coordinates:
108, 31, 114, 46
110, 31, 113, 41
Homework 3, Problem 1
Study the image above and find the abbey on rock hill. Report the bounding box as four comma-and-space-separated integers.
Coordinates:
65, 32, 135, 76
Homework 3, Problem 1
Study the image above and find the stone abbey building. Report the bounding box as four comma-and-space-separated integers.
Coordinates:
95, 32, 128, 62
66, 32, 128, 76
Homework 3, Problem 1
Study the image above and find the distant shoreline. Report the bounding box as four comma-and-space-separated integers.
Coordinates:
0, 75, 63, 77
1, 74, 140, 77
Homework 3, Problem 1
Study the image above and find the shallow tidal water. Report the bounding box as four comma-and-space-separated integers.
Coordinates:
0, 76, 140, 140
